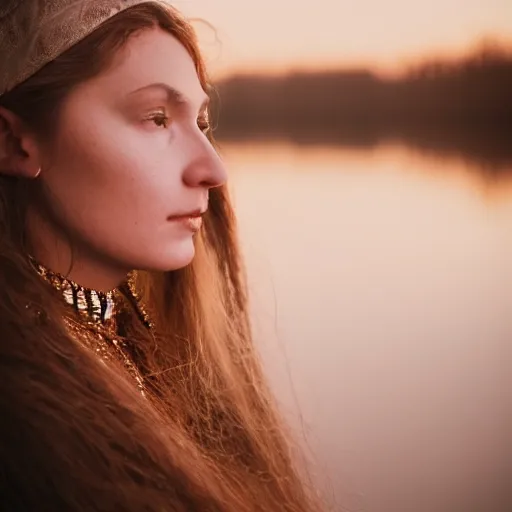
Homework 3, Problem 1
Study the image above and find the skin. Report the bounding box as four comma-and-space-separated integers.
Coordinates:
0, 27, 227, 291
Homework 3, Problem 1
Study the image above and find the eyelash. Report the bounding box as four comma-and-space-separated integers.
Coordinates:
197, 116, 210, 134
146, 111, 210, 134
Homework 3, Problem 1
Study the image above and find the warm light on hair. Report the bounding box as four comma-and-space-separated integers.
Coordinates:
0, 3, 321, 510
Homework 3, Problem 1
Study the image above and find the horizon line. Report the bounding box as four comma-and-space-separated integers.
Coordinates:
207, 35, 512, 80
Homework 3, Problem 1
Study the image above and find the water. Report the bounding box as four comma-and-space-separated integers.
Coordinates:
221, 140, 512, 512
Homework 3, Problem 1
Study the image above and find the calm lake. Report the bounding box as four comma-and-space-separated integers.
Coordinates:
221, 140, 512, 512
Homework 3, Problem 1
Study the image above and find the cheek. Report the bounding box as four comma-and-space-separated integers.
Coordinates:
44, 114, 184, 239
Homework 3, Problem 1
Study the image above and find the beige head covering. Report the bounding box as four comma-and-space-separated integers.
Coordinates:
0, 0, 163, 97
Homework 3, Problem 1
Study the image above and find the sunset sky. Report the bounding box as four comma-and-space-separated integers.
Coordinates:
175, 0, 512, 76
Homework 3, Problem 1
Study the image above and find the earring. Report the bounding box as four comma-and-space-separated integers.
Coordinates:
33, 167, 41, 179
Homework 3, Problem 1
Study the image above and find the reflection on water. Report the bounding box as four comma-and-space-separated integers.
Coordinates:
221, 140, 512, 512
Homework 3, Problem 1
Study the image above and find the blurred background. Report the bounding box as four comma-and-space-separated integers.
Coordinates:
177, 2, 511, 511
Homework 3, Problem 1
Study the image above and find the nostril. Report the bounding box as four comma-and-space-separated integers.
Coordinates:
182, 156, 227, 189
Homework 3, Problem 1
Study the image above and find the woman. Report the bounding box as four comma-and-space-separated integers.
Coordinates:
0, 1, 321, 510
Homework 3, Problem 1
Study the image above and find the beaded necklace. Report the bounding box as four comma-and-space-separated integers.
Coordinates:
31, 260, 152, 396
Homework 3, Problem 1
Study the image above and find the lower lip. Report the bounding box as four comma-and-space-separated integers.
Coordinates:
169, 215, 203, 231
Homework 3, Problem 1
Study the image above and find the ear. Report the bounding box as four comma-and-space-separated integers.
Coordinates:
0, 106, 42, 179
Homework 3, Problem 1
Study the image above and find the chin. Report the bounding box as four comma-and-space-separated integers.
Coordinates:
151, 237, 197, 271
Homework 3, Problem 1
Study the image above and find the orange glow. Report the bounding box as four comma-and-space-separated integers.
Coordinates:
176, 0, 512, 77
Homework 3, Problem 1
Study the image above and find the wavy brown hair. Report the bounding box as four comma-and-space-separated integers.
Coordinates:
0, 3, 321, 511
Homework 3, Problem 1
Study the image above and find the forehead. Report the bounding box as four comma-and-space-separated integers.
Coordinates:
89, 26, 205, 104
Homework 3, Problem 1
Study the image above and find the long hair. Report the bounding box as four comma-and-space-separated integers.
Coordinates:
0, 3, 321, 511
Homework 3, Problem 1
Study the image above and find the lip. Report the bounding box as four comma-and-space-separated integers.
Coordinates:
167, 209, 206, 232
167, 208, 206, 221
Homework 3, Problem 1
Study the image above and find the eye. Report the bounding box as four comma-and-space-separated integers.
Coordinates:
144, 110, 170, 129
197, 115, 210, 134
151, 113, 170, 129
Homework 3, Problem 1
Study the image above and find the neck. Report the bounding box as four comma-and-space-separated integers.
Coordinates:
25, 210, 153, 330
31, 257, 118, 326
26, 210, 128, 293
33, 250, 127, 293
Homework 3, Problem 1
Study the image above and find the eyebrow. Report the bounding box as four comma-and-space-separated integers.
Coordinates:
129, 82, 210, 112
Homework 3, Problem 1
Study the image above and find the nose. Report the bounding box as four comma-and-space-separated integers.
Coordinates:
181, 137, 228, 190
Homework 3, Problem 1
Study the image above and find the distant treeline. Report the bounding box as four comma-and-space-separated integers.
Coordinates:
211, 43, 512, 169
213, 44, 511, 130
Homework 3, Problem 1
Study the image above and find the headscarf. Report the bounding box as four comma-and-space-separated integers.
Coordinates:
0, 0, 166, 96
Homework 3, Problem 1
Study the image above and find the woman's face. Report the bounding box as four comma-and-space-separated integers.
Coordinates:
31, 26, 226, 284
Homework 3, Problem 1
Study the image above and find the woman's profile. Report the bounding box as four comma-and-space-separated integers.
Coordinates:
0, 1, 321, 510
